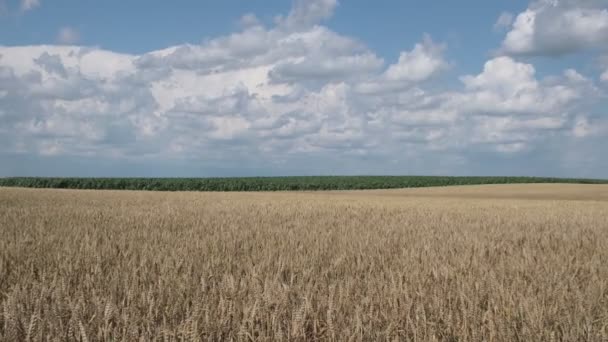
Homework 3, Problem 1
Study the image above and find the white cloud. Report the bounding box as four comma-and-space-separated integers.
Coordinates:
447, 57, 597, 152
455, 57, 586, 115
499, 0, 608, 56
20, 0, 39, 11
494, 12, 514, 31
384, 35, 447, 82
351, 36, 447, 95
278, 0, 338, 31
56, 27, 80, 45
269, 52, 383, 83
461, 57, 537, 96
0, 0, 604, 175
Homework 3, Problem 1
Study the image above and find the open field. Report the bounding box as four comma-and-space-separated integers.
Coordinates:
1, 184, 608, 341
338, 183, 608, 201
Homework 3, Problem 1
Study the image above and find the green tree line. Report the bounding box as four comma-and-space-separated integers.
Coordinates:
0, 176, 606, 191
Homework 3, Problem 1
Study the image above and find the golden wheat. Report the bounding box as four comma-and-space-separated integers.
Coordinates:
1, 184, 607, 341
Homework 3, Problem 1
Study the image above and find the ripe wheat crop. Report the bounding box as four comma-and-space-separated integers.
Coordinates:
1, 184, 607, 341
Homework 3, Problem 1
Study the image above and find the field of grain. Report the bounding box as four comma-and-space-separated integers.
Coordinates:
1, 184, 607, 341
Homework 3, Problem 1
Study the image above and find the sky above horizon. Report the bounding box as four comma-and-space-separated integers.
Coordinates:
1, 0, 607, 178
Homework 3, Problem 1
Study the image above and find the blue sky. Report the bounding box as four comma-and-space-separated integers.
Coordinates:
1, 0, 607, 177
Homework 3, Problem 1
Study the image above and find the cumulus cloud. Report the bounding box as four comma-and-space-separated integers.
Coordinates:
0, 0, 605, 176
457, 57, 587, 115
499, 0, 608, 56
278, 0, 338, 31
56, 27, 80, 45
352, 35, 447, 95
384, 35, 447, 82
0, 46, 149, 157
269, 52, 383, 83
451, 57, 599, 152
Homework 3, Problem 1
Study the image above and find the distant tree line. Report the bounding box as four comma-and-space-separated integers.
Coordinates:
0, 176, 606, 192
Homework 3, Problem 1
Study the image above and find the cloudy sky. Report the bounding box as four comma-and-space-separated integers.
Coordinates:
1, 0, 607, 177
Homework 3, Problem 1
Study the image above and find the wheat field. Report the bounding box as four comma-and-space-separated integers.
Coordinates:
1, 184, 607, 341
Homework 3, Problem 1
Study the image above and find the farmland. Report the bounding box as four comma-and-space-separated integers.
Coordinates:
1, 184, 608, 341
1, 175, 607, 191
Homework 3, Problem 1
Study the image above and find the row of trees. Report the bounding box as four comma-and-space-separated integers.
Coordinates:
1, 176, 606, 191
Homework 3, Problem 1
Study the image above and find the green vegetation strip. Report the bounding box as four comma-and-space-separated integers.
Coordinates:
1, 176, 607, 191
